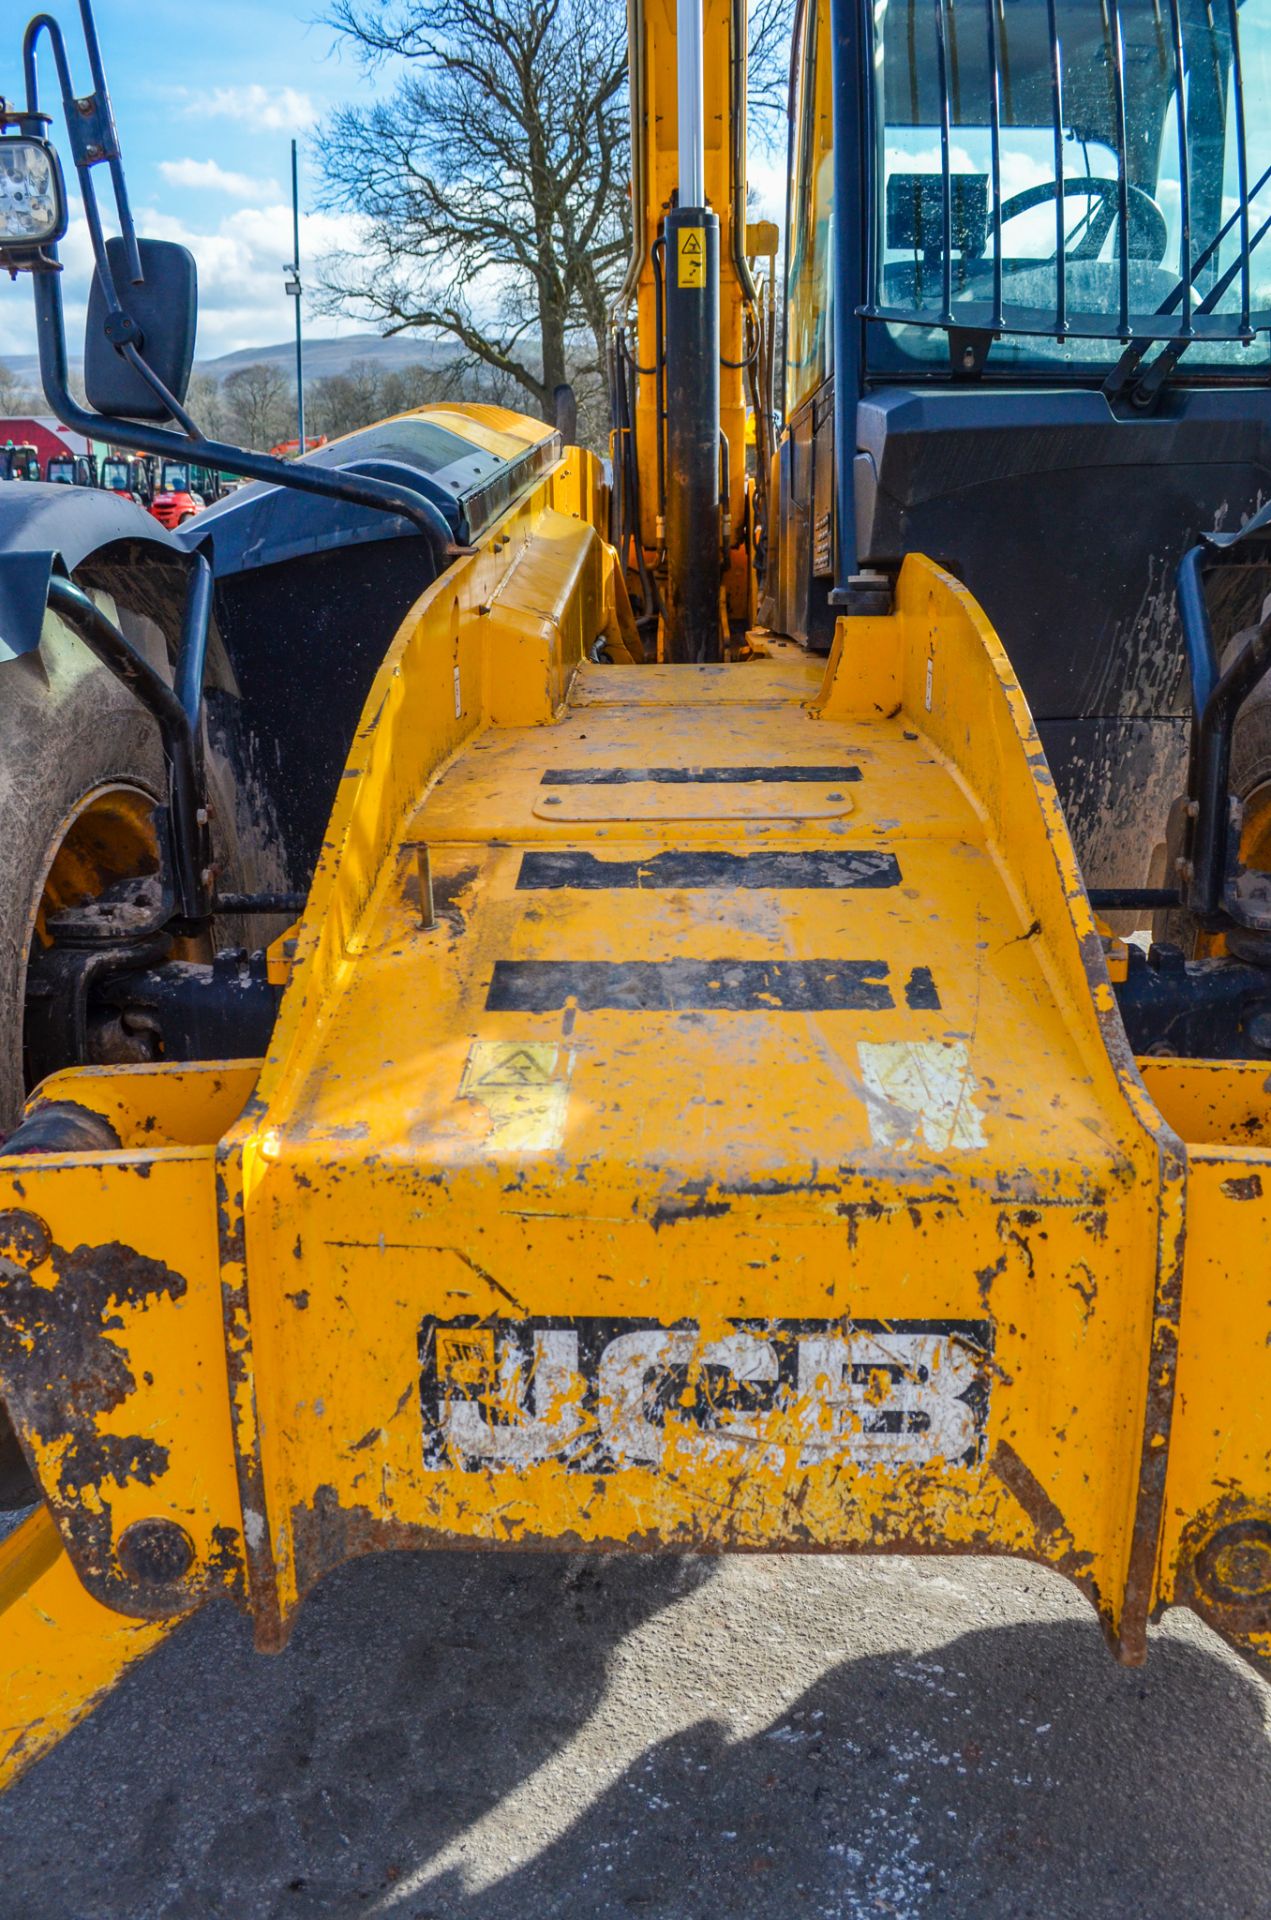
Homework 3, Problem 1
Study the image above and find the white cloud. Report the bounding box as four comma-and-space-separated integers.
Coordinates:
158, 158, 280, 200
132, 200, 366, 358
190, 84, 319, 133
747, 153, 788, 229
0, 201, 365, 364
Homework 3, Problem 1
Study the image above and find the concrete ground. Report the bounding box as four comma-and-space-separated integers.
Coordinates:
1, 1550, 1269, 1919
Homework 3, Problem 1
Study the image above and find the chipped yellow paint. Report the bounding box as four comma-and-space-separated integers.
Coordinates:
0, 1119, 247, 1618
4, 418, 1271, 1785
210, 551, 1183, 1661
0, 1509, 174, 1791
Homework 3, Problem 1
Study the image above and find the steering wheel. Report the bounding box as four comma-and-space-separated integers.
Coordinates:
994, 175, 1168, 265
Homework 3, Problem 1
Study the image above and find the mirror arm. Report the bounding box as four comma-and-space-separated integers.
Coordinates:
74, 0, 141, 282
30, 272, 464, 577
18, 0, 463, 579
117, 338, 201, 438
23, 4, 141, 289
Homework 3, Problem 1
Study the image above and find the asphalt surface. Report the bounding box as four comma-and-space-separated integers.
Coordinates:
1, 1549, 1269, 1919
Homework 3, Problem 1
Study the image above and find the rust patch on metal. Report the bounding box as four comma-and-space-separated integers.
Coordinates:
1069, 1263, 1098, 1323
650, 1195, 732, 1229
1119, 1149, 1189, 1667
975, 1254, 1008, 1308
0, 1225, 198, 1615
1222, 1172, 1264, 1202
215, 1146, 285, 1649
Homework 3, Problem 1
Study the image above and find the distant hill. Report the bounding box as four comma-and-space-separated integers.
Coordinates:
199, 334, 456, 379
1, 333, 456, 386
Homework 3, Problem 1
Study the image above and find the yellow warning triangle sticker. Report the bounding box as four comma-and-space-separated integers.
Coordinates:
682, 231, 703, 254
476, 1047, 546, 1084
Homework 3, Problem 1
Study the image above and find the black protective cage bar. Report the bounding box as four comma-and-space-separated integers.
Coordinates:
7, 1, 459, 575
859, 0, 1269, 346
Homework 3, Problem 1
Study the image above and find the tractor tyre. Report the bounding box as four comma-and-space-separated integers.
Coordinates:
0, 583, 277, 1509
0, 596, 173, 1508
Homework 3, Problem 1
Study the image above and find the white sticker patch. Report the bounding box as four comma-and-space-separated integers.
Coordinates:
453, 663, 463, 718
857, 1040, 986, 1152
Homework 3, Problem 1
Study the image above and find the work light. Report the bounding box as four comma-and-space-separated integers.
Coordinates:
0, 134, 67, 255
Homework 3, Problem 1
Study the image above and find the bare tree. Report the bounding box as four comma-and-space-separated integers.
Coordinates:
379, 360, 467, 412
0, 361, 38, 417
221, 362, 295, 450
748, 0, 797, 130
185, 369, 231, 444
315, 0, 631, 425
308, 363, 386, 440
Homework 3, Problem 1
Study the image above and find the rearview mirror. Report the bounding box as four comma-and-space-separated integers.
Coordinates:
84, 235, 198, 421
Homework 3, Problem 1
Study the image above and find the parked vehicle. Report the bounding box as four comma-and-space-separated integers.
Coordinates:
147, 458, 206, 528
45, 451, 97, 486
0, 442, 39, 482
99, 452, 151, 502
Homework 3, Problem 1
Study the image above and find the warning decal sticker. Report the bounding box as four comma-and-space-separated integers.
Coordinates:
457, 1040, 572, 1150
677, 225, 705, 288
419, 1315, 991, 1474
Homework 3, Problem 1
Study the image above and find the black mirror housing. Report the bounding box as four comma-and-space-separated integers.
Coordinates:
84, 235, 198, 420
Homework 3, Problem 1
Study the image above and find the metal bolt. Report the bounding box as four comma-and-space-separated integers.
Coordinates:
1195, 1517, 1271, 1610
0, 1209, 52, 1269
117, 1518, 195, 1588
417, 845, 436, 931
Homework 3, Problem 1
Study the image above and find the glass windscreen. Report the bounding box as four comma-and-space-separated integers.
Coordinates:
870, 0, 1271, 370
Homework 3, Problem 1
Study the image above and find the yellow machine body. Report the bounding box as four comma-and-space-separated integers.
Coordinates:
623, 0, 753, 621
4, 414, 1271, 1785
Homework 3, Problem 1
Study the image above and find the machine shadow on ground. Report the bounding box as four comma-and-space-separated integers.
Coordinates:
0, 1550, 1267, 1920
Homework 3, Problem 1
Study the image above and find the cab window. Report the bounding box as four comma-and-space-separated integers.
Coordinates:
785, 0, 836, 411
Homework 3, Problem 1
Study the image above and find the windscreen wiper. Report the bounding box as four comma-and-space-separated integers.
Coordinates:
1103, 162, 1271, 406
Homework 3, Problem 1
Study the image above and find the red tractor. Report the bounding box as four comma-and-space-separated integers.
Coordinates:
100, 452, 152, 504
147, 457, 205, 528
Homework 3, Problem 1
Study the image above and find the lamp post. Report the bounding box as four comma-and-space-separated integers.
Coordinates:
283, 138, 305, 453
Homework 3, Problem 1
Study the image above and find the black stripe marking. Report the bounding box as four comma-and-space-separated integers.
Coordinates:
540, 765, 862, 786
486, 959, 900, 1012
904, 965, 941, 1009
516, 850, 901, 891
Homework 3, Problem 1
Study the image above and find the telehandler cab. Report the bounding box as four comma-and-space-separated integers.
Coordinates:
3, 0, 1271, 1790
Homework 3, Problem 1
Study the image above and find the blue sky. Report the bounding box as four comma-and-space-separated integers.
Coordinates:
0, 0, 366, 362
0, 0, 791, 368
